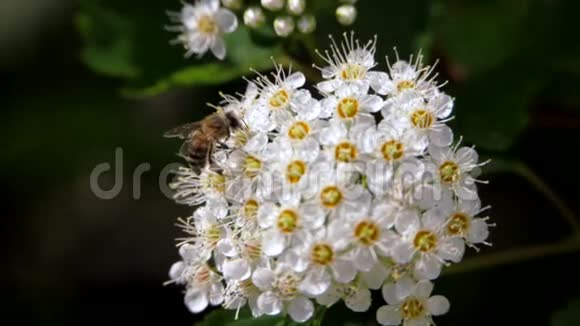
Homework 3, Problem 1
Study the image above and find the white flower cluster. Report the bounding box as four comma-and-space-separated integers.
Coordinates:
167, 33, 492, 325
167, 0, 361, 60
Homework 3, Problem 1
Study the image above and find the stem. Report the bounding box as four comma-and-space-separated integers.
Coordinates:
443, 239, 580, 276
511, 161, 580, 235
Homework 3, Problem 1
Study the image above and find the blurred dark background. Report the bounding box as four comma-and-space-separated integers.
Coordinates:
2, 0, 580, 325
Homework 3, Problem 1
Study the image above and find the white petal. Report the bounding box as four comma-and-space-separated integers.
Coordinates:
169, 261, 184, 282
404, 318, 430, 326
223, 259, 251, 280
437, 237, 465, 263
459, 198, 481, 216
288, 296, 314, 322
392, 241, 415, 264
456, 146, 479, 166
361, 263, 388, 290
208, 282, 225, 305
395, 276, 416, 300
252, 267, 275, 290
421, 207, 446, 231
317, 80, 340, 94
429, 125, 453, 147
257, 292, 282, 315
201, 0, 219, 12
368, 71, 392, 95
257, 202, 278, 228
262, 230, 286, 256
376, 305, 403, 325
300, 203, 326, 229
331, 259, 357, 283
395, 209, 420, 235
300, 270, 331, 296
468, 219, 490, 243
316, 285, 340, 307
216, 238, 238, 257
381, 283, 399, 305
414, 280, 434, 299
361, 95, 384, 112
426, 295, 450, 315
210, 37, 226, 60
414, 255, 442, 280
354, 247, 376, 272
245, 132, 269, 153
215, 9, 238, 33
286, 72, 306, 88
345, 288, 372, 312
184, 289, 209, 313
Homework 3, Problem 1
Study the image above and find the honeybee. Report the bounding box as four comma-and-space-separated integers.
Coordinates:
164, 108, 243, 172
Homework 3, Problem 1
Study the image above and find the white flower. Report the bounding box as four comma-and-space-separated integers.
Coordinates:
426, 142, 488, 200
436, 198, 492, 248
183, 262, 225, 313
377, 278, 450, 326
168, 0, 238, 59
317, 280, 372, 312
252, 264, 315, 322
320, 85, 383, 124
283, 226, 357, 296
170, 166, 227, 206
245, 65, 310, 132
370, 51, 442, 100
315, 32, 378, 94
382, 92, 454, 148
392, 208, 465, 280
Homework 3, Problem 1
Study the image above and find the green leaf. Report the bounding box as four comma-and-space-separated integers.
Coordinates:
75, 2, 139, 79
431, 0, 531, 76
552, 298, 580, 326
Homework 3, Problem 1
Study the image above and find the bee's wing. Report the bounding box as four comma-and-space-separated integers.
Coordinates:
163, 122, 202, 139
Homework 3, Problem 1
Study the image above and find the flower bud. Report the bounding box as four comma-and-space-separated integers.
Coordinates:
336, 4, 357, 26
274, 16, 295, 37
243, 6, 266, 28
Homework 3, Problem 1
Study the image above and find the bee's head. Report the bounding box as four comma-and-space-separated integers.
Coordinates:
225, 110, 242, 130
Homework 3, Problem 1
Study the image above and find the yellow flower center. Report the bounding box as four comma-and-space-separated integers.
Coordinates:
233, 129, 249, 147
447, 213, 470, 235
402, 298, 425, 319
337, 97, 359, 119
413, 230, 438, 252
410, 109, 434, 129
439, 160, 460, 184
335, 141, 357, 162
197, 15, 218, 35
269, 89, 290, 109
244, 155, 262, 178
277, 209, 300, 234
397, 80, 416, 93
340, 63, 366, 81
206, 172, 226, 193
354, 220, 380, 246
288, 121, 310, 140
311, 243, 334, 266
204, 226, 221, 248
286, 160, 307, 184
380, 140, 404, 161
320, 186, 343, 208
274, 273, 299, 299
242, 199, 259, 220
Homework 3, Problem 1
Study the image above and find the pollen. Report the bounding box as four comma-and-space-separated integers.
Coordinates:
288, 121, 310, 140
205, 225, 222, 247
320, 186, 343, 208
335, 142, 357, 162
381, 140, 404, 161
354, 220, 380, 246
269, 89, 290, 109
206, 172, 226, 193
277, 209, 300, 234
286, 160, 307, 184
311, 243, 335, 266
413, 230, 437, 252
197, 15, 218, 35
397, 80, 416, 93
244, 155, 262, 178
410, 109, 434, 129
439, 161, 460, 184
337, 97, 359, 119
242, 199, 259, 220
447, 213, 470, 235
340, 63, 366, 81
401, 298, 425, 319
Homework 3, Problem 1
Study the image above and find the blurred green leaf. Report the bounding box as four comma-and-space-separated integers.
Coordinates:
76, 0, 280, 97
75, 2, 139, 79
454, 60, 544, 151
431, 0, 531, 76
552, 298, 580, 326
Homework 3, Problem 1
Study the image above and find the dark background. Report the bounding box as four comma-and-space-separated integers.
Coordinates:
2, 0, 580, 325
